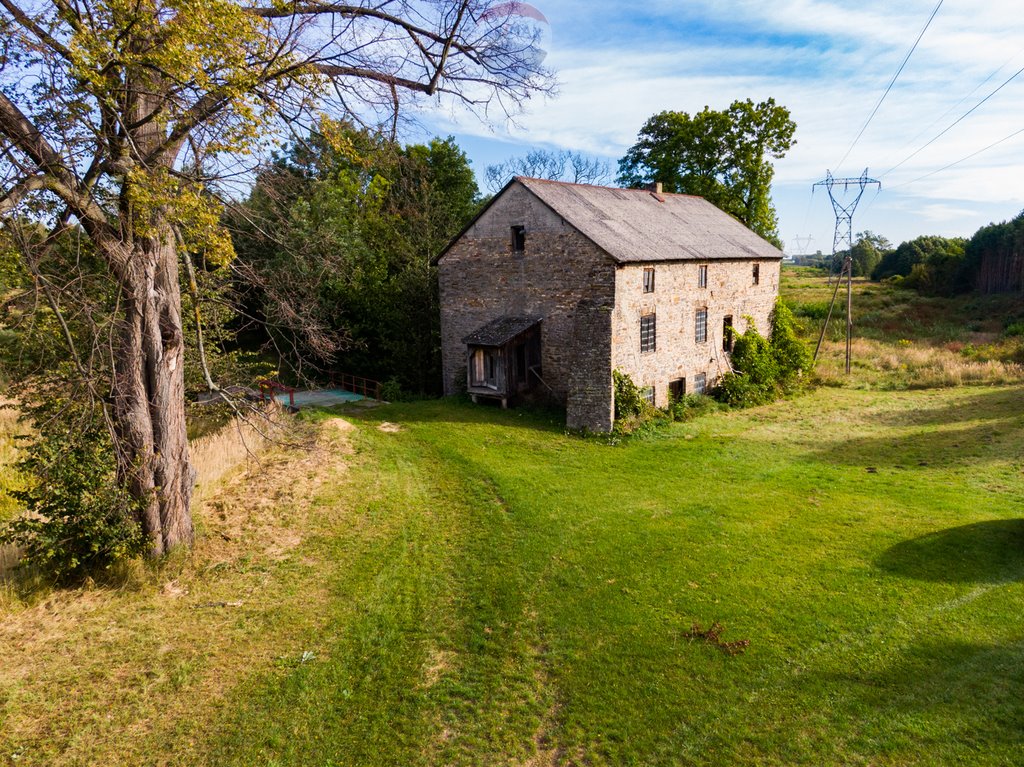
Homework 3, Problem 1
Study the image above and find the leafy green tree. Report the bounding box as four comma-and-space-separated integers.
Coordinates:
963, 212, 1024, 293
0, 0, 551, 556
230, 123, 481, 395
870, 235, 968, 295
618, 99, 796, 245
833, 231, 891, 278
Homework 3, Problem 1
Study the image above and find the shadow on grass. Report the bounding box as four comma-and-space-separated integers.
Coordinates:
825, 637, 1024, 757
871, 387, 1024, 427
877, 519, 1024, 583
314, 397, 570, 435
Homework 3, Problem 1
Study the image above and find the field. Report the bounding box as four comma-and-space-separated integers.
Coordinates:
1, 273, 1023, 765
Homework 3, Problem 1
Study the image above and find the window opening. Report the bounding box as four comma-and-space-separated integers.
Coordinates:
511, 225, 526, 253
640, 314, 657, 353
643, 267, 655, 293
723, 315, 734, 352
694, 372, 707, 395
695, 308, 708, 344
698, 264, 708, 288
752, 263, 760, 285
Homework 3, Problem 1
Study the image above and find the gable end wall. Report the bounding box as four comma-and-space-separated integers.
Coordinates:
438, 184, 615, 431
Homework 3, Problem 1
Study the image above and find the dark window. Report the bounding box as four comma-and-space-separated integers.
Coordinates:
511, 225, 526, 253
640, 314, 657, 353
695, 308, 708, 344
723, 315, 734, 352
753, 263, 760, 285
698, 264, 708, 288
643, 267, 655, 293
642, 386, 655, 405
669, 378, 686, 401
694, 372, 707, 395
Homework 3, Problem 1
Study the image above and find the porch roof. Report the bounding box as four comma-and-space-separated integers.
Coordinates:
462, 316, 541, 347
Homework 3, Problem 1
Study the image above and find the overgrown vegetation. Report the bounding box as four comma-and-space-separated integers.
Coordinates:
229, 122, 482, 396
713, 300, 812, 406
783, 267, 1024, 388
0, 401, 145, 584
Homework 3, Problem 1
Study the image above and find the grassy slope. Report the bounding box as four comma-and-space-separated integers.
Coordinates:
200, 390, 1024, 767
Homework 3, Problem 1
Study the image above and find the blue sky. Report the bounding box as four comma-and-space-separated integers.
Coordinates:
411, 0, 1024, 254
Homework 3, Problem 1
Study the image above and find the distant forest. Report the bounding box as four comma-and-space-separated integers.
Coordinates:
792, 209, 1024, 296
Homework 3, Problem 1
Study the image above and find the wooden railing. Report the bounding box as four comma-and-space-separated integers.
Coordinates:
257, 379, 296, 409
331, 372, 382, 400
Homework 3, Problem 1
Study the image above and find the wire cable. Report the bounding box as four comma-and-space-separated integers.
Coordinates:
835, 0, 944, 171
886, 125, 1024, 190
880, 62, 1024, 177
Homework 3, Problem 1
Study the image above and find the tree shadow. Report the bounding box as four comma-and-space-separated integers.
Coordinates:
876, 519, 1024, 584
821, 637, 1024, 757
812, 419, 1014, 469
324, 397, 570, 434
871, 387, 1024, 428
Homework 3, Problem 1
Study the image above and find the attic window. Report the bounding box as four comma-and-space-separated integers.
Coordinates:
698, 264, 708, 289
511, 225, 526, 253
753, 263, 760, 285
643, 267, 655, 293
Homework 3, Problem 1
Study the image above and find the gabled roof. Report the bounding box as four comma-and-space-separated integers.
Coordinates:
462, 316, 541, 347
515, 177, 783, 263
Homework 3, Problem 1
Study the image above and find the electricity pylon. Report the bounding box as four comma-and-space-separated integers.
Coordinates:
812, 169, 881, 374
789, 234, 814, 256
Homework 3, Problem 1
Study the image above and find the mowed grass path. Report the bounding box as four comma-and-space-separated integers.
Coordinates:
201, 387, 1024, 767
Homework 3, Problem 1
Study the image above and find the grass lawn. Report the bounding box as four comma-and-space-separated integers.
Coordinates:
5, 385, 1018, 765
2, 275, 1024, 765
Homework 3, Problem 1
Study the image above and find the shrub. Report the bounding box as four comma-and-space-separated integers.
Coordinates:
667, 393, 719, 422
0, 401, 146, 584
713, 300, 813, 408
613, 369, 648, 419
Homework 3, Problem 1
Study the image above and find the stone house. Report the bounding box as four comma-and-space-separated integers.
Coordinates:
436, 177, 783, 432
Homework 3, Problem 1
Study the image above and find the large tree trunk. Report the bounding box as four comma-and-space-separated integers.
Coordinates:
111, 224, 195, 556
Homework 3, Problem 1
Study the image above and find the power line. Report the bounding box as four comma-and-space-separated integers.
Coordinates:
880, 62, 1024, 177
887, 125, 1024, 190
835, 0, 944, 171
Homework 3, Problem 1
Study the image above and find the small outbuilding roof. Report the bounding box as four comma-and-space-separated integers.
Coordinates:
516, 177, 783, 264
462, 316, 541, 347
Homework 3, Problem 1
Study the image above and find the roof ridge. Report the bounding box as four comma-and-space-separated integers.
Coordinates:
514, 175, 705, 199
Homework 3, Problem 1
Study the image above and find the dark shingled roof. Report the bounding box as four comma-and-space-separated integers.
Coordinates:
462, 316, 541, 347
516, 177, 783, 263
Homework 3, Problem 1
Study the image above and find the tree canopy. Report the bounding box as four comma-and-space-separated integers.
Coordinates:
230, 122, 481, 395
0, 0, 552, 561
617, 99, 796, 246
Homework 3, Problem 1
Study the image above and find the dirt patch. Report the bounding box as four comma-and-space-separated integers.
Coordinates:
327, 417, 356, 433
378, 422, 404, 433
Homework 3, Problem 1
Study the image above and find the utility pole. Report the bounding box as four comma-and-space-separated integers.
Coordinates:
812, 169, 881, 374
789, 234, 814, 256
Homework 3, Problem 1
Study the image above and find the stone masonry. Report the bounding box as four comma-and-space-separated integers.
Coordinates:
438, 183, 616, 430
436, 178, 783, 432
612, 259, 780, 407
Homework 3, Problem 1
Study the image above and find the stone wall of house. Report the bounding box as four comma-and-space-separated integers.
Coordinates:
438, 182, 616, 429
611, 258, 781, 407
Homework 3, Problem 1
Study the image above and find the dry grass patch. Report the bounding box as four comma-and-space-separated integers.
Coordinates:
0, 417, 356, 766
815, 338, 1024, 389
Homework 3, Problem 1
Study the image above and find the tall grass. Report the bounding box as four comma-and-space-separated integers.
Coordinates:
782, 269, 1024, 389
